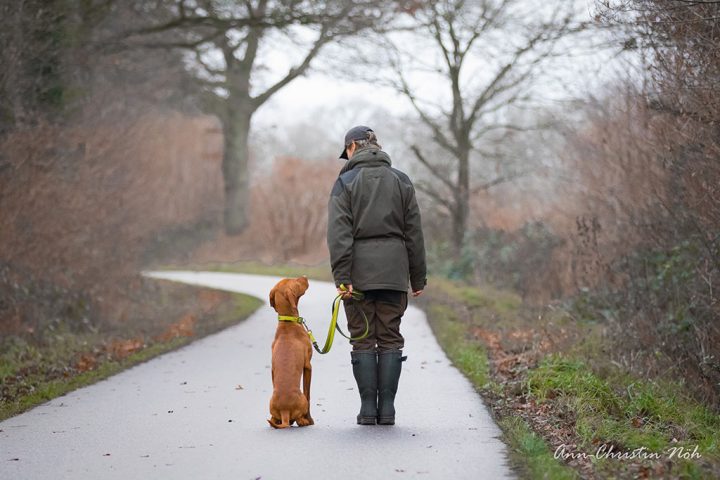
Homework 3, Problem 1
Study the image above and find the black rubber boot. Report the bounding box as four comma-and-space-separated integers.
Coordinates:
351, 351, 378, 425
377, 350, 406, 425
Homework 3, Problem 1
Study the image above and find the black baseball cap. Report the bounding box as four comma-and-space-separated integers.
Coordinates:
339, 125, 374, 159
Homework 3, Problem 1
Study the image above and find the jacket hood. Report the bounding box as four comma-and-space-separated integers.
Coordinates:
339, 146, 391, 175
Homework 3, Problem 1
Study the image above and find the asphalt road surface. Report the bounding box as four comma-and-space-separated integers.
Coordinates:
0, 271, 514, 479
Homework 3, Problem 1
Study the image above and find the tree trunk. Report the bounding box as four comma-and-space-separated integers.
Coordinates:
221, 102, 253, 234
451, 147, 470, 257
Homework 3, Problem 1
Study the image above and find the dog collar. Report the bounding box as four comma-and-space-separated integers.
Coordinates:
278, 315, 303, 323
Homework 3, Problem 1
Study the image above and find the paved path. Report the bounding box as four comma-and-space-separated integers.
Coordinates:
0, 271, 514, 479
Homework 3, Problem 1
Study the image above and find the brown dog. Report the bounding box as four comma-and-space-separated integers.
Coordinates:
267, 276, 314, 428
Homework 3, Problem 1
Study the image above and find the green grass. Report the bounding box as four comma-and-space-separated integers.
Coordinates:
0, 292, 261, 421
527, 355, 720, 477
430, 276, 522, 317
426, 303, 489, 388
499, 416, 579, 480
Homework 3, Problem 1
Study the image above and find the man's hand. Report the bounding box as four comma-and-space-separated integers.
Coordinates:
411, 290, 423, 297
338, 284, 354, 299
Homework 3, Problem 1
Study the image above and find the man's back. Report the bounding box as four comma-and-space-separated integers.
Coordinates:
327, 146, 426, 293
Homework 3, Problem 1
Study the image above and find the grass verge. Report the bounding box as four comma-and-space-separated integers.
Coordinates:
498, 416, 578, 480
420, 276, 720, 479
0, 289, 261, 421
527, 356, 720, 478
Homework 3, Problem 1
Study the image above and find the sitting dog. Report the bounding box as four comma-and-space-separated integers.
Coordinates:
267, 276, 314, 428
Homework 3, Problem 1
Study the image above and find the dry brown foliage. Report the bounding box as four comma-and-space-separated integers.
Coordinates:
247, 156, 339, 262
1, 113, 222, 277
184, 156, 339, 266
506, 0, 720, 402
0, 112, 223, 333
155, 313, 196, 342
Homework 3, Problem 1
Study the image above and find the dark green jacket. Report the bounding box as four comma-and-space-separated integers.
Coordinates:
327, 146, 427, 292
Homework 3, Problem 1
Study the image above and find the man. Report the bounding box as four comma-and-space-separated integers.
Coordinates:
327, 125, 427, 426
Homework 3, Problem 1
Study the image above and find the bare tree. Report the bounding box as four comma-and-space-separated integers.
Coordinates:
121, 0, 393, 234
386, 0, 583, 256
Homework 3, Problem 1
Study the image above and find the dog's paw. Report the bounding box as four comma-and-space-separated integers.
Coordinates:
297, 415, 314, 427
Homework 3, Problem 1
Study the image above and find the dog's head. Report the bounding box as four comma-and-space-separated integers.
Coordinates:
269, 276, 309, 316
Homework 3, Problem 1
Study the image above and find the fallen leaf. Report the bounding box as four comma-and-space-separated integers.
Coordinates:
107, 338, 144, 360
198, 289, 225, 311
74, 353, 97, 372
156, 313, 196, 342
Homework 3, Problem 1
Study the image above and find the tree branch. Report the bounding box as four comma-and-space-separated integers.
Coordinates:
411, 145, 455, 190
396, 68, 460, 157
470, 171, 527, 194
250, 23, 331, 109
415, 181, 453, 209
194, 48, 225, 76
466, 30, 545, 128
239, 0, 267, 70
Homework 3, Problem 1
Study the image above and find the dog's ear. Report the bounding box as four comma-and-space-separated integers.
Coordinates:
269, 285, 277, 310
277, 287, 298, 314
282, 279, 307, 311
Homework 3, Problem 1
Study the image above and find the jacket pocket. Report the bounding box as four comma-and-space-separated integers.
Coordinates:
351, 237, 409, 289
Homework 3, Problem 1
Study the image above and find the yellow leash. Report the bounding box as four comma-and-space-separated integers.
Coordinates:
278, 284, 370, 355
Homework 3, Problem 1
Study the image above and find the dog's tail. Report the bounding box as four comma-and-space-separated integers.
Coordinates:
268, 410, 292, 429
